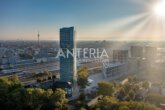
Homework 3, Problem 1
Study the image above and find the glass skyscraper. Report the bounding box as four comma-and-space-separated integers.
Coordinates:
60, 27, 75, 82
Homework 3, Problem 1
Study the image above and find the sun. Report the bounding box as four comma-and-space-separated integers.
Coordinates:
154, 0, 165, 18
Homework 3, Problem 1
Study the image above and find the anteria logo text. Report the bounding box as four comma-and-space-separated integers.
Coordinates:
56, 48, 109, 59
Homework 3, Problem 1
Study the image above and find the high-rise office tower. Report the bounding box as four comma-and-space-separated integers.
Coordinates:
60, 27, 76, 82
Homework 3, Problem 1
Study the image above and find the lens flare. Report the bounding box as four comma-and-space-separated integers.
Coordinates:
154, 0, 165, 18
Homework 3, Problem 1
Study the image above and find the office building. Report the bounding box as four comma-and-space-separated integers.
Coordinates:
60, 27, 75, 82
144, 46, 157, 61
103, 62, 128, 78
130, 46, 143, 58
113, 50, 129, 63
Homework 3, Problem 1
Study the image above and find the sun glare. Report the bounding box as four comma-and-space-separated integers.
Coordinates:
154, 0, 165, 18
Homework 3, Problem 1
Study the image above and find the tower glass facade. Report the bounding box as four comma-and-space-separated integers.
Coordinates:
60, 27, 75, 82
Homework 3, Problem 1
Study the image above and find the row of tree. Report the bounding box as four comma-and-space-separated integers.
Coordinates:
0, 75, 68, 110
75, 68, 164, 110
32, 70, 58, 83
91, 96, 161, 110
1, 67, 165, 110
90, 77, 165, 110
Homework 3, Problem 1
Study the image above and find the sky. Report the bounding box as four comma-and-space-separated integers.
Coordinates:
0, 0, 164, 41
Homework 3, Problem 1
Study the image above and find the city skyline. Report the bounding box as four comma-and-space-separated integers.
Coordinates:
0, 0, 165, 41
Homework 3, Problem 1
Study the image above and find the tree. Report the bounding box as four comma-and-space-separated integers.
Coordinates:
128, 102, 160, 110
123, 83, 132, 93
8, 74, 21, 88
79, 92, 86, 102
43, 70, 51, 77
79, 107, 87, 110
119, 106, 129, 110
91, 98, 161, 110
99, 96, 117, 110
128, 90, 135, 101
128, 76, 138, 84
145, 93, 165, 106
142, 81, 150, 90
51, 88, 68, 109
0, 77, 11, 109
33, 70, 52, 83
77, 67, 89, 90
117, 87, 126, 101
25, 88, 49, 110
0, 75, 24, 110
97, 81, 114, 96
0, 76, 69, 110
75, 93, 86, 109
132, 84, 140, 93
